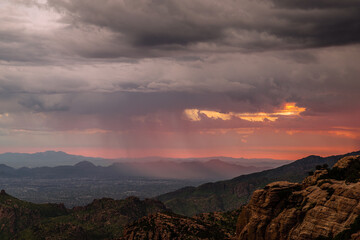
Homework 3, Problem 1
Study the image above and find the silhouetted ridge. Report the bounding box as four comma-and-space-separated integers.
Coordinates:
74, 161, 96, 168
158, 151, 360, 216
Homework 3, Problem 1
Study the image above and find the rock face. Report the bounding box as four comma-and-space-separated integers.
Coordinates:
333, 155, 357, 169
236, 155, 360, 240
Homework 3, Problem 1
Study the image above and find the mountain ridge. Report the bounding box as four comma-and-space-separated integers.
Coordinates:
157, 150, 360, 216
0, 151, 289, 168
0, 159, 273, 181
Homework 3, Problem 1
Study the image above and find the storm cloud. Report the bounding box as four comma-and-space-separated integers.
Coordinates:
0, 0, 359, 159
44, 0, 360, 54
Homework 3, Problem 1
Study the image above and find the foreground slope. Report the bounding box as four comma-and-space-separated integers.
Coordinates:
0, 194, 166, 240
0, 190, 67, 239
120, 155, 360, 240
157, 151, 360, 216
121, 209, 240, 240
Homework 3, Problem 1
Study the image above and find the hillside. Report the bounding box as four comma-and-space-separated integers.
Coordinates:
0, 190, 68, 239
121, 209, 240, 240
120, 155, 360, 239
0, 193, 166, 240
157, 151, 360, 216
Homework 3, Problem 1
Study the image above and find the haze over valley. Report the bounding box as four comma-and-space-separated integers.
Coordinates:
0, 151, 289, 207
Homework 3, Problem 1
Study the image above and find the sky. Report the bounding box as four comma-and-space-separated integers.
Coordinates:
0, 0, 359, 160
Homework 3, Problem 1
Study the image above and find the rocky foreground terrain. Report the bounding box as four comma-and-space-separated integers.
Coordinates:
236, 155, 360, 240
121, 209, 240, 239
0, 193, 166, 239
1, 155, 360, 239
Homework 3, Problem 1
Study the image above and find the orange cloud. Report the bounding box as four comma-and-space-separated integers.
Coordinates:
184, 102, 306, 122
198, 110, 233, 120
233, 112, 278, 122
184, 109, 202, 121
276, 102, 307, 116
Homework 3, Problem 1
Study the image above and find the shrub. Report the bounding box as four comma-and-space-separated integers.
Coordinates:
319, 158, 360, 183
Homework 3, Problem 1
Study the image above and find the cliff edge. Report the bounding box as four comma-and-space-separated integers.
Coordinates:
236, 155, 360, 240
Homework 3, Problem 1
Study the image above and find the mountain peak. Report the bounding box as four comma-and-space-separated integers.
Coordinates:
207, 159, 224, 164
74, 161, 96, 168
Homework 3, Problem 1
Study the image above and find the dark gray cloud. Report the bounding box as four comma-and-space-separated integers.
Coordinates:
0, 29, 51, 63
272, 0, 360, 9
0, 0, 359, 157
44, 0, 360, 57
0, 41, 359, 121
18, 95, 69, 112
2, 0, 360, 62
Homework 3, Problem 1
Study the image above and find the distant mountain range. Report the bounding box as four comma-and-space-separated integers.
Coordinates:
0, 151, 290, 169
0, 151, 291, 180
0, 151, 112, 168
0, 151, 292, 207
157, 150, 360, 216
0, 159, 272, 181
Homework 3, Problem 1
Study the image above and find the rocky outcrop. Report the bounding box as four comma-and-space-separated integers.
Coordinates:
236, 155, 360, 240
122, 209, 241, 240
333, 155, 358, 169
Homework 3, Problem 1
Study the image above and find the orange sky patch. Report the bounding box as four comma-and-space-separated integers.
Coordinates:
184, 102, 306, 122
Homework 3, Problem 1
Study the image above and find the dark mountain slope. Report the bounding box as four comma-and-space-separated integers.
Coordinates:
0, 191, 166, 240
157, 151, 360, 216
122, 209, 241, 240
0, 190, 68, 239
19, 197, 167, 240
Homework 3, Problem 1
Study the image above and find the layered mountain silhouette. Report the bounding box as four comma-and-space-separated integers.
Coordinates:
0, 151, 111, 168
0, 151, 288, 168
1, 153, 360, 239
157, 150, 360, 216
0, 159, 270, 181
